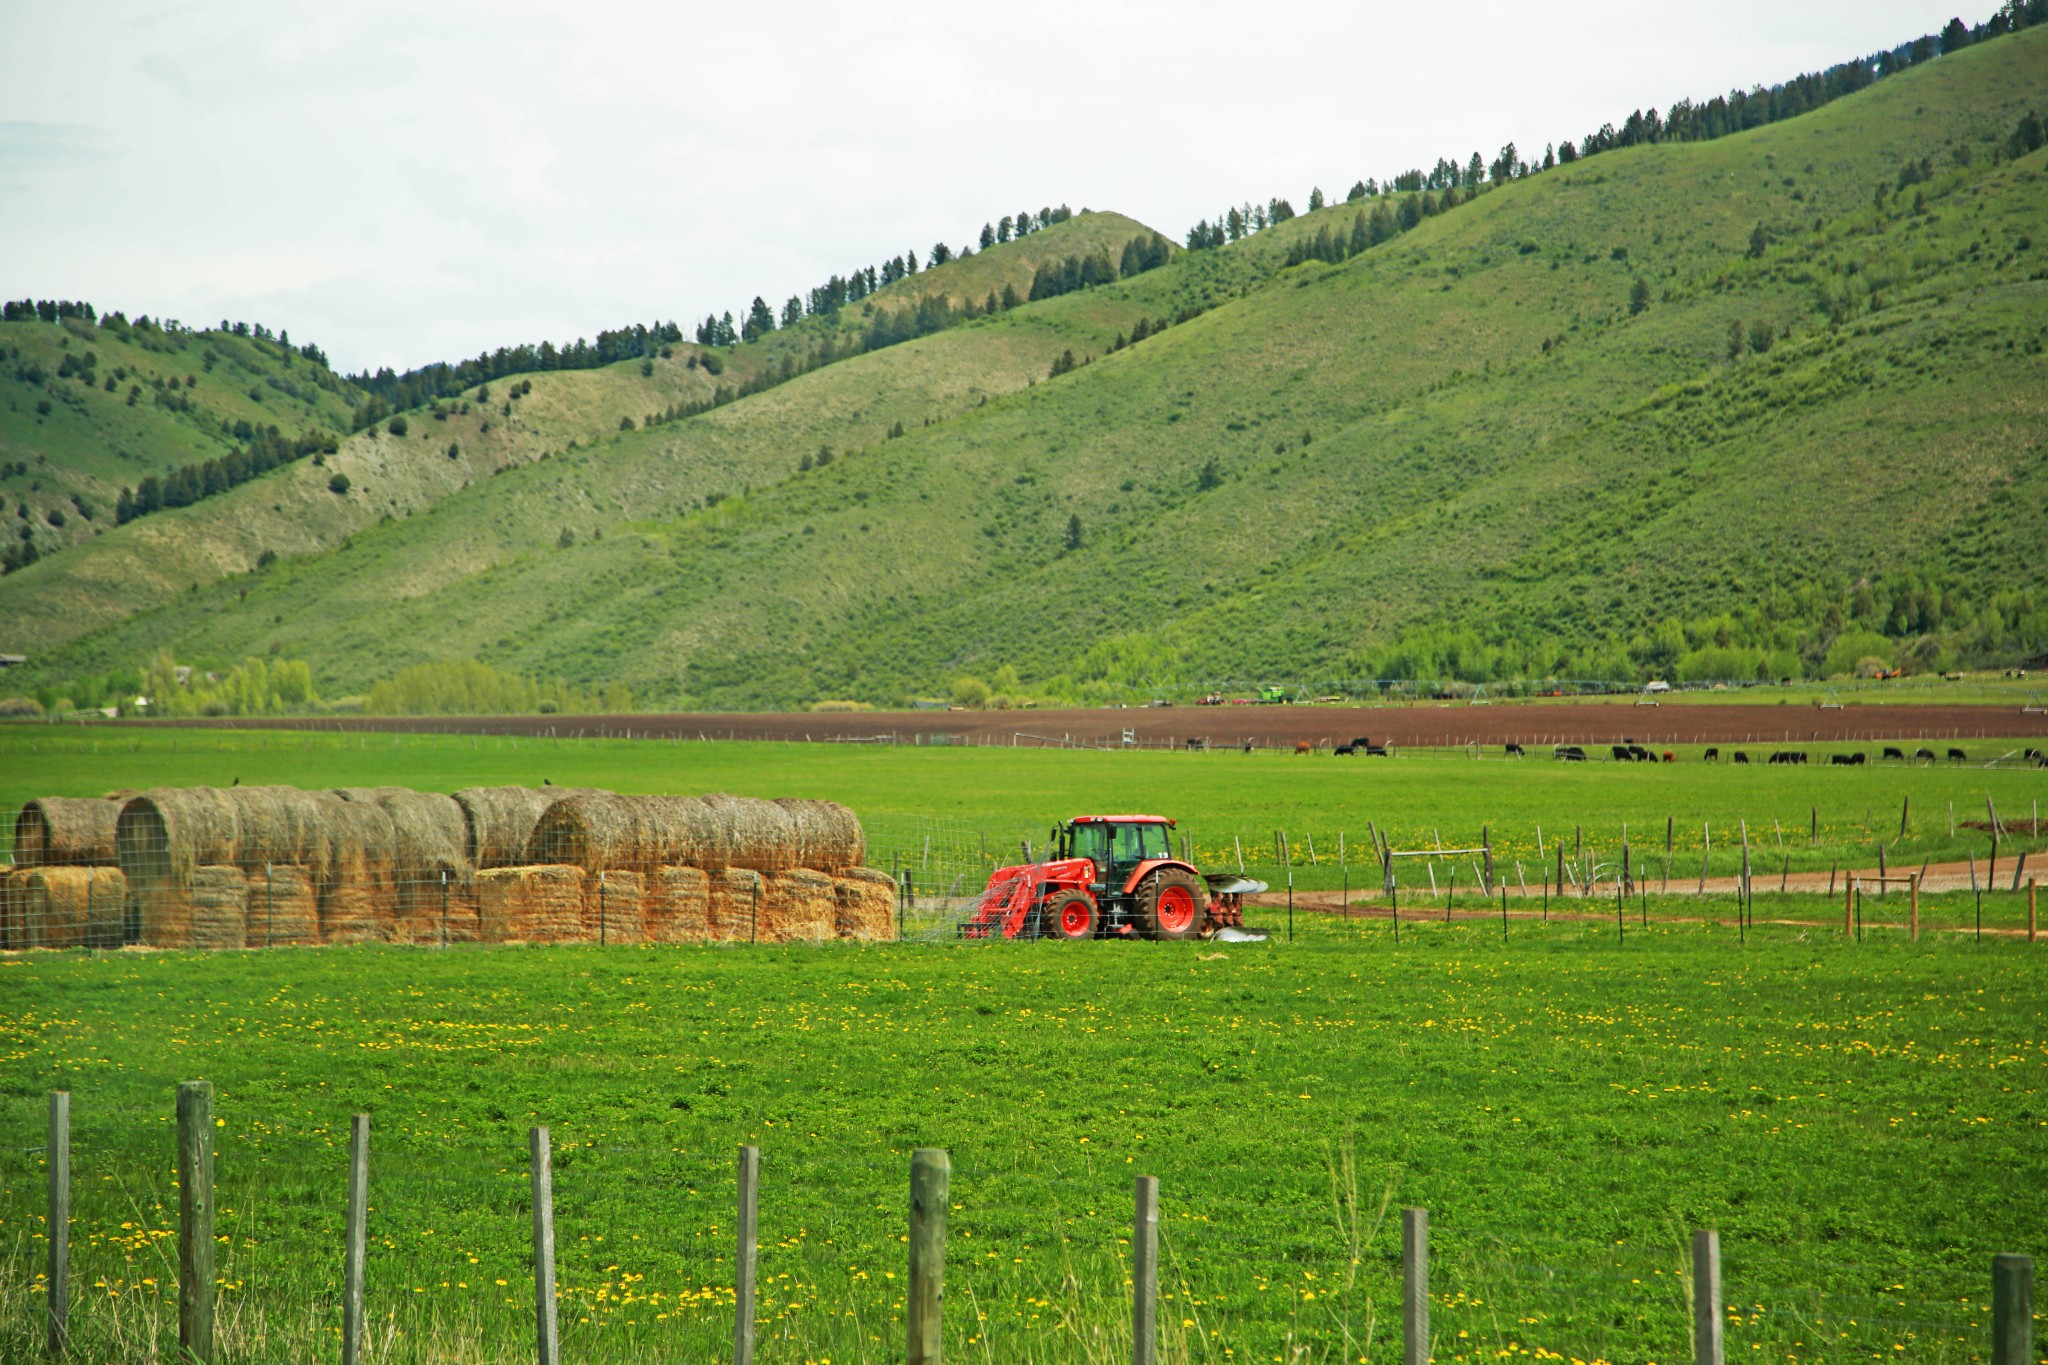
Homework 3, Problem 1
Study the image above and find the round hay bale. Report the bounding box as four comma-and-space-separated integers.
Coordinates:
774, 799, 865, 874
833, 867, 899, 942
318, 798, 400, 942
763, 869, 835, 943
646, 865, 709, 943
14, 797, 124, 868
586, 870, 646, 943
706, 867, 764, 942
335, 788, 473, 922
116, 789, 242, 889
703, 794, 797, 872
243, 865, 319, 948
477, 865, 588, 943
530, 794, 719, 876
189, 865, 247, 950
226, 786, 349, 882
455, 787, 606, 869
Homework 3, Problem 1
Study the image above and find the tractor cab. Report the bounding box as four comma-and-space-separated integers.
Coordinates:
1053, 816, 1174, 890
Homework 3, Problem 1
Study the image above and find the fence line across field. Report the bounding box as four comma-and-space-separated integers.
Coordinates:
23, 1085, 2039, 1365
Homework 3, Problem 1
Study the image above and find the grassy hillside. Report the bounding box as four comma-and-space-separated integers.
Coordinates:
0, 317, 362, 563
9, 28, 2048, 708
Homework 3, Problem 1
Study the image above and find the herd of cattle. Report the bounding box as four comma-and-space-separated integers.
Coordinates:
1544, 744, 1992, 764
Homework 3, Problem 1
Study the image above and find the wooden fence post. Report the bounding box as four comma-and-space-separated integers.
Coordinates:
47, 1091, 69, 1357
909, 1148, 949, 1365
531, 1127, 559, 1365
1402, 1207, 1429, 1365
1132, 1175, 1159, 1365
1909, 875, 1920, 941
1692, 1228, 1723, 1365
177, 1079, 216, 1363
343, 1114, 369, 1365
2029, 881, 2037, 945
1992, 1253, 2033, 1365
735, 1145, 759, 1365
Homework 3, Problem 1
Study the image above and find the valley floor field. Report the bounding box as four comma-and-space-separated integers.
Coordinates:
89, 696, 2048, 750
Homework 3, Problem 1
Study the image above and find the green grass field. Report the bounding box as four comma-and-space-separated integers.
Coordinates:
3, 907, 2043, 1364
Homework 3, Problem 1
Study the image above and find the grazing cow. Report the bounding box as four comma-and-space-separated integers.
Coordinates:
1365, 744, 1390, 757
1627, 744, 1652, 761
1831, 753, 1853, 766
1948, 748, 1967, 762
1733, 751, 1750, 764
1346, 736, 1372, 751
1883, 747, 1905, 761
1333, 744, 1355, 756
1295, 741, 1313, 755
1769, 751, 1790, 765
1915, 747, 1937, 763
1662, 751, 1675, 763
1612, 745, 1633, 761
1703, 747, 1719, 762
1554, 745, 1586, 761
1505, 742, 1525, 757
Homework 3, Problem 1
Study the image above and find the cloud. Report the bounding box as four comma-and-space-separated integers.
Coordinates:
0, 120, 112, 170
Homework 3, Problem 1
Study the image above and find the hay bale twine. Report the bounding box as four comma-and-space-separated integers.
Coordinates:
189, 866, 248, 950
117, 788, 242, 891
774, 799, 866, 874
706, 867, 764, 941
645, 865, 709, 943
762, 869, 835, 943
703, 794, 797, 872
14, 797, 124, 868
585, 870, 646, 943
243, 865, 320, 947
455, 787, 606, 868
477, 865, 588, 943
530, 794, 720, 877
833, 867, 899, 942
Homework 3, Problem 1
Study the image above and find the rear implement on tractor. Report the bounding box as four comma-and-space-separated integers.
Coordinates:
963, 815, 1269, 941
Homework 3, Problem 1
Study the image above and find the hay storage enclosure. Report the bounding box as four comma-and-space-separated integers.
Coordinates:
11, 784, 876, 950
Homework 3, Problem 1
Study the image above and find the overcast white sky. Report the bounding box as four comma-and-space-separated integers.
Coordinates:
1, 1, 1971, 375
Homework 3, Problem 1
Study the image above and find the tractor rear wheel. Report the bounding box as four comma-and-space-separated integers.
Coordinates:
1039, 890, 1099, 941
1137, 869, 1208, 940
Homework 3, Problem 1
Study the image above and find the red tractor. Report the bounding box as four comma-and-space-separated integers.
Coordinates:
963, 815, 1268, 941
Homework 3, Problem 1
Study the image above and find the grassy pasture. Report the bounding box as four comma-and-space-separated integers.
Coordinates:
3, 726, 2042, 892
2, 902, 2043, 1364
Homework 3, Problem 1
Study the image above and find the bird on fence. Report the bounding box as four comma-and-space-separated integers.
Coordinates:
543, 777, 553, 785
231, 776, 240, 786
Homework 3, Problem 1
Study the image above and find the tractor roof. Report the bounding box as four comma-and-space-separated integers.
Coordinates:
1069, 815, 1174, 825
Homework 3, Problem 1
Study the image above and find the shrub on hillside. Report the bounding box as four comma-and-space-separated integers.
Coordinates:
328, 472, 351, 495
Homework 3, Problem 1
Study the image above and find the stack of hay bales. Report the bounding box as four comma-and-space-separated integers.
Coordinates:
6, 797, 129, 949
9, 782, 879, 951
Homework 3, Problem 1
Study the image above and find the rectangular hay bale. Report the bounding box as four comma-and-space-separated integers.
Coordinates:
706, 868, 763, 942
242, 865, 320, 948
477, 865, 588, 944
189, 866, 249, 950
762, 868, 836, 943
645, 865, 710, 943
833, 867, 900, 942
585, 870, 645, 943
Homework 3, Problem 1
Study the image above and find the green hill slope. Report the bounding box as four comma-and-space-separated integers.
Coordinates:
0, 316, 362, 564
10, 27, 2048, 706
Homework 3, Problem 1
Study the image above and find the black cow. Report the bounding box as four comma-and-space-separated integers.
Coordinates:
1915, 747, 1937, 763
1555, 745, 1587, 762
1627, 744, 1652, 761
1883, 747, 1905, 761
1333, 744, 1355, 755
1505, 742, 1525, 757
1733, 751, 1750, 764
1703, 747, 1719, 762
1948, 748, 1967, 762
1365, 744, 1391, 757
1611, 745, 1633, 761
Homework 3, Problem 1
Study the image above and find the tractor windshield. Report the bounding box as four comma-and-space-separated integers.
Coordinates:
1067, 821, 1111, 872
1113, 822, 1172, 866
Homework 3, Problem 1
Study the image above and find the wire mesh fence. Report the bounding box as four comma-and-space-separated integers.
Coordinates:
2, 1090, 2031, 1365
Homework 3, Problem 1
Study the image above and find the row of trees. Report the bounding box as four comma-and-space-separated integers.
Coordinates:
114, 428, 339, 525
139, 652, 316, 717
1187, 3, 2047, 255
362, 658, 631, 715
347, 321, 688, 428
1028, 233, 1174, 301
2, 299, 96, 323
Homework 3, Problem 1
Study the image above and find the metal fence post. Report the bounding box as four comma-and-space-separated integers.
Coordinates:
47, 1091, 69, 1357
177, 1080, 216, 1363
735, 1145, 759, 1365
343, 1114, 369, 1365
1692, 1228, 1723, 1365
531, 1127, 559, 1365
1992, 1254, 2032, 1365
909, 1148, 949, 1365
1132, 1175, 1159, 1365
1402, 1206, 1428, 1365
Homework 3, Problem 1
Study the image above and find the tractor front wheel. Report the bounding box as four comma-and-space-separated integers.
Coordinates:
1137, 870, 1208, 940
1040, 890, 1099, 941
